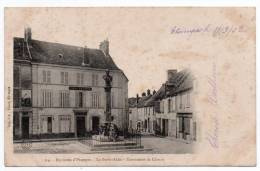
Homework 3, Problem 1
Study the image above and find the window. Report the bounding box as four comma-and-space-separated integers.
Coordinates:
47, 71, 51, 83
59, 115, 71, 133
92, 74, 98, 86
168, 98, 171, 113
61, 72, 64, 84
172, 97, 176, 111
75, 91, 84, 108
43, 70, 51, 83
41, 90, 53, 107
42, 70, 46, 83
21, 90, 31, 107
76, 73, 83, 85
160, 101, 164, 113
65, 72, 68, 85
21, 66, 32, 89
78, 92, 83, 107
186, 93, 190, 108
91, 92, 100, 108
154, 101, 160, 113
179, 94, 183, 109
59, 91, 70, 107
61, 72, 69, 85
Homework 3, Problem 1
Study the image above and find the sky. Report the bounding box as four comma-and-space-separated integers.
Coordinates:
5, 7, 255, 97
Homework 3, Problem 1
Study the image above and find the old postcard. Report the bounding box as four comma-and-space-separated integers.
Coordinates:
4, 7, 256, 166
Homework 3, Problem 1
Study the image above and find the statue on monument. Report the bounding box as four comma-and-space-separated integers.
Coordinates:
93, 69, 119, 142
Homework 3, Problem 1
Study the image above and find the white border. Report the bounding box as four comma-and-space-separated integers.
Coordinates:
0, 0, 259, 171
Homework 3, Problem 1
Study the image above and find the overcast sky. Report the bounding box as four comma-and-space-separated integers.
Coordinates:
6, 8, 255, 97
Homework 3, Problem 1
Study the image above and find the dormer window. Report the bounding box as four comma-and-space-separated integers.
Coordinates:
58, 53, 63, 59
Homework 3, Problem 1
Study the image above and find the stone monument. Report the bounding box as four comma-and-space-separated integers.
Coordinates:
92, 69, 119, 142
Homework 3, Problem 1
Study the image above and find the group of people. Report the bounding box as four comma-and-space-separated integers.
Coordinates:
99, 123, 119, 141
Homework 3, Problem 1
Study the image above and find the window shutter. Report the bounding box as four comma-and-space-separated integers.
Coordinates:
43, 70, 46, 83
75, 91, 78, 107
47, 71, 51, 83
61, 72, 64, 84
65, 72, 68, 85
81, 73, 84, 85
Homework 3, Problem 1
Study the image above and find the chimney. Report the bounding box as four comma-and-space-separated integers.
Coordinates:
147, 89, 151, 96
141, 92, 146, 97
24, 27, 32, 42
99, 39, 109, 56
167, 69, 177, 82
82, 46, 90, 66
153, 90, 156, 95
136, 94, 139, 104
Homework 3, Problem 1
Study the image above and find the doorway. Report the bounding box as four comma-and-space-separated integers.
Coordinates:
47, 117, 52, 133
76, 116, 86, 137
22, 116, 29, 139
92, 116, 100, 134
162, 119, 168, 136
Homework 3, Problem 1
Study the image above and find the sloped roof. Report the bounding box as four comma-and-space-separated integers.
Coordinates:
167, 69, 193, 96
137, 95, 152, 108
128, 69, 194, 108
13, 37, 120, 70
144, 85, 165, 107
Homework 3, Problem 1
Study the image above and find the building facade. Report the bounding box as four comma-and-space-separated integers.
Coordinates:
13, 28, 128, 140
128, 69, 196, 143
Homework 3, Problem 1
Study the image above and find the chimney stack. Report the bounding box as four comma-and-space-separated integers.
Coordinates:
167, 69, 177, 82
147, 89, 151, 96
136, 94, 139, 104
153, 90, 156, 95
24, 27, 32, 42
99, 39, 109, 56
141, 92, 146, 97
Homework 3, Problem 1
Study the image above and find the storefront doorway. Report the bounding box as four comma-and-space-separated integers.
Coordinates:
162, 119, 168, 136
76, 116, 86, 137
22, 116, 29, 139
92, 116, 100, 134
177, 113, 192, 140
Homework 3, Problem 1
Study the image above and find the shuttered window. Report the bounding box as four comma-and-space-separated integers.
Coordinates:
47, 71, 51, 83
42, 70, 46, 83
41, 90, 53, 107
91, 92, 100, 108
59, 91, 70, 107
76, 73, 84, 85
59, 115, 71, 133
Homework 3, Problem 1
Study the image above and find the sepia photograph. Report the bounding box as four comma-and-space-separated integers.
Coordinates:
4, 7, 256, 166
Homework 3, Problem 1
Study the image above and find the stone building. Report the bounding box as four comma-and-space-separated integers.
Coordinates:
13, 28, 128, 140
128, 90, 156, 133
128, 69, 196, 143
154, 69, 196, 142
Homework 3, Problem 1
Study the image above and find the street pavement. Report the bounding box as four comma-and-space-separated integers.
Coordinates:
14, 135, 194, 154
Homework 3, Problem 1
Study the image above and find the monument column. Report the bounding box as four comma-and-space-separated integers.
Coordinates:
103, 69, 113, 123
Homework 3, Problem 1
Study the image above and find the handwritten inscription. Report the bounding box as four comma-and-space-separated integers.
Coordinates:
206, 62, 219, 148
171, 24, 247, 39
